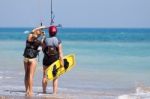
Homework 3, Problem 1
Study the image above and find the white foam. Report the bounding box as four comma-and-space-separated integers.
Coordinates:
118, 87, 150, 99
5, 77, 13, 79
0, 76, 14, 79
118, 95, 131, 99
0, 76, 3, 79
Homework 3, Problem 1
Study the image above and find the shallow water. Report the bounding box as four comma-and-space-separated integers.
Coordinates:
0, 28, 150, 98
0, 41, 150, 98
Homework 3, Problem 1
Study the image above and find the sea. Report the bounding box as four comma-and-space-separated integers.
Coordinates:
0, 27, 150, 99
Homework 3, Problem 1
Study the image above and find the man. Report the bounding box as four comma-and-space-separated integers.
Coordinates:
42, 26, 64, 94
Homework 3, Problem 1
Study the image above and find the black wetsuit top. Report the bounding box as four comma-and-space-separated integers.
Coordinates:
23, 39, 41, 59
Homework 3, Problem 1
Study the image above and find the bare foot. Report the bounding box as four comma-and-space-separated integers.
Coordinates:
28, 92, 33, 96
25, 93, 29, 96
25, 91, 30, 96
43, 91, 46, 94
53, 92, 57, 95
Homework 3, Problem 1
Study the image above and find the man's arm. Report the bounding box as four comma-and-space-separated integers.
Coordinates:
58, 44, 64, 67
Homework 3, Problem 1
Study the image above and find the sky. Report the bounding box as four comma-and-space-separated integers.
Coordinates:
0, 0, 150, 28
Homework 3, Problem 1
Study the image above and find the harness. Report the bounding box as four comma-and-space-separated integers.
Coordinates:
44, 46, 58, 57
43, 37, 60, 57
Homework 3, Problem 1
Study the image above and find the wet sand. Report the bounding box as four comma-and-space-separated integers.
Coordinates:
0, 95, 64, 99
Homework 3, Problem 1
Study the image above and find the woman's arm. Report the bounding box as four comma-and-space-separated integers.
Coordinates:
27, 33, 33, 42
32, 26, 48, 32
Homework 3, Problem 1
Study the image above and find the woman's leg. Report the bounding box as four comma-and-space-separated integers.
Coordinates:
42, 66, 48, 93
28, 59, 36, 96
24, 60, 29, 94
53, 78, 58, 94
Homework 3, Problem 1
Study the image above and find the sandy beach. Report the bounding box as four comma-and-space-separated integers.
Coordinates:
0, 95, 63, 99
0, 91, 116, 99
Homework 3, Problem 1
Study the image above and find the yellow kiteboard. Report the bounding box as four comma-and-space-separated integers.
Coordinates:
46, 54, 76, 80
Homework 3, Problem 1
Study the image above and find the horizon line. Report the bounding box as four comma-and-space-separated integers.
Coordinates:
0, 26, 150, 29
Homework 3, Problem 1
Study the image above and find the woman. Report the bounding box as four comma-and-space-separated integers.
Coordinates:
23, 26, 46, 96
42, 25, 64, 94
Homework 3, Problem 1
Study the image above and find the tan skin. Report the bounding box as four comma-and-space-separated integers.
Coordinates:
42, 42, 64, 94
24, 26, 46, 96
24, 58, 36, 96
